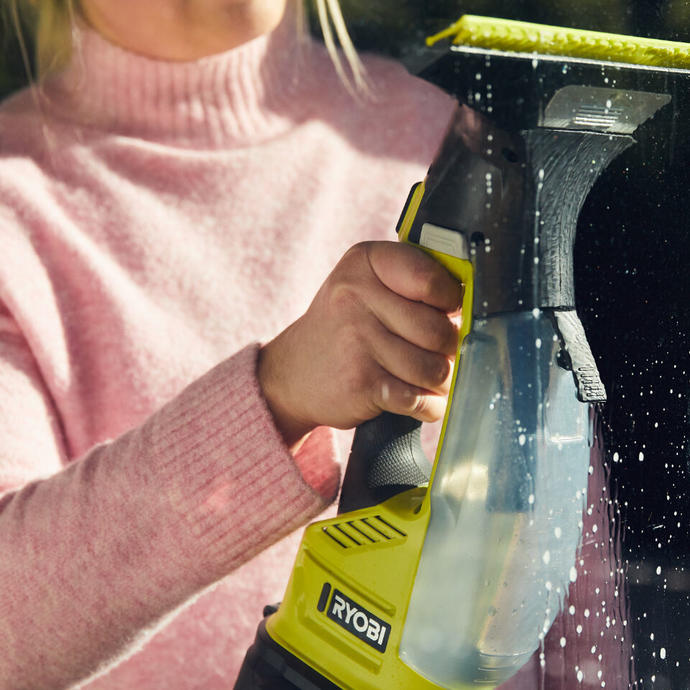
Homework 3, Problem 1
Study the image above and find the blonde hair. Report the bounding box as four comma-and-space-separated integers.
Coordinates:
8, 0, 367, 92
7, 0, 77, 83
310, 0, 368, 94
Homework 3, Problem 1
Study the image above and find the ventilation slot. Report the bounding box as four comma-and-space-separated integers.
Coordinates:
322, 515, 407, 549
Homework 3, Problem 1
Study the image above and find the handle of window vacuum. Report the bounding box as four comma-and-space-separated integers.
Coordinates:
337, 179, 474, 515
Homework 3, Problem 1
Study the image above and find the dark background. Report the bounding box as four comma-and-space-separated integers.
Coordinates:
2, 1, 689, 687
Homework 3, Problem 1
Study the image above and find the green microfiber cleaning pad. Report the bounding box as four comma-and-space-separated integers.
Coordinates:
428, 15, 690, 69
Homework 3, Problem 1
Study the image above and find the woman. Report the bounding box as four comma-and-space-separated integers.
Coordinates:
0, 0, 459, 687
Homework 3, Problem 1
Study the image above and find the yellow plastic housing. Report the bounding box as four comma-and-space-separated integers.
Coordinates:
266, 489, 449, 689
428, 14, 690, 69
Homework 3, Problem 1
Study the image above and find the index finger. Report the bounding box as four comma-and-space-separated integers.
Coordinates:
366, 241, 463, 313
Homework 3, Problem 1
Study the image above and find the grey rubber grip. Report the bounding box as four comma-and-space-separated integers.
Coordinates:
337, 412, 432, 514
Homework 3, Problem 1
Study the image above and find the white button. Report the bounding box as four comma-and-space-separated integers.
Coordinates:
419, 223, 469, 259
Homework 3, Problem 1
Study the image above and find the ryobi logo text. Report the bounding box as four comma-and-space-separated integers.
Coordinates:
324, 586, 390, 652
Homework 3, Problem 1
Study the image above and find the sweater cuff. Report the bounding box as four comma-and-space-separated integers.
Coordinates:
148, 343, 340, 580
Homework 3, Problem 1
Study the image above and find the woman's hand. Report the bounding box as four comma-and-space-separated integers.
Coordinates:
258, 241, 463, 449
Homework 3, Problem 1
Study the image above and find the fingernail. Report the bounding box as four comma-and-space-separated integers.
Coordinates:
450, 312, 463, 327
381, 382, 390, 402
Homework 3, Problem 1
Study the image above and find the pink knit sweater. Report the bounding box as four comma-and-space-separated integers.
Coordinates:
0, 17, 455, 690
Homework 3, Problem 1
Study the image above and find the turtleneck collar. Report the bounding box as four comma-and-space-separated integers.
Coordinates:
44, 9, 333, 147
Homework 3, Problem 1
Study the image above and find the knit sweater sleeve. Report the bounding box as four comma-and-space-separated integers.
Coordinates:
0, 307, 339, 689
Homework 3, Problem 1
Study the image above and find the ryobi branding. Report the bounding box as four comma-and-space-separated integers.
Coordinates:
324, 587, 390, 652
